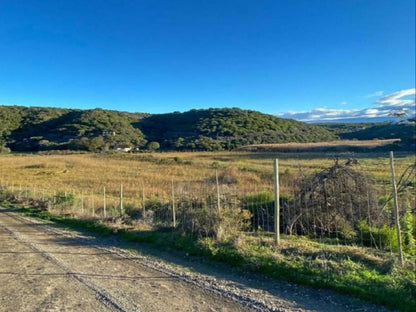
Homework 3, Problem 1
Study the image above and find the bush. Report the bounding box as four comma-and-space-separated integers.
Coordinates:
357, 220, 397, 251
144, 196, 171, 226
146, 141, 160, 151
243, 191, 274, 232
54, 191, 76, 209
0, 144, 11, 153
217, 207, 252, 242
401, 205, 415, 255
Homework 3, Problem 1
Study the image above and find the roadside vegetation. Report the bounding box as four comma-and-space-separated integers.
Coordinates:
1, 201, 414, 312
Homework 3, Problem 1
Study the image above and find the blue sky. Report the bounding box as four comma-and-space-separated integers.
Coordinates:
0, 1, 414, 121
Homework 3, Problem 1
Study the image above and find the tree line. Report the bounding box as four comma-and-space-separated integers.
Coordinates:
0, 105, 413, 152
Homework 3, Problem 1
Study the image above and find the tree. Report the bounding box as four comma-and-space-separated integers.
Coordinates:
146, 141, 160, 152
88, 136, 105, 152
389, 109, 408, 123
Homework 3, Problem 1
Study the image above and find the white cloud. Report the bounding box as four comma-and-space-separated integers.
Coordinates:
365, 90, 384, 98
277, 107, 363, 122
278, 88, 416, 122
375, 88, 415, 107
363, 108, 380, 117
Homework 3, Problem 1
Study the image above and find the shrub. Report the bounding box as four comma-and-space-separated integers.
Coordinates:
217, 207, 252, 242
357, 220, 397, 251
243, 191, 274, 232
401, 205, 415, 255
54, 191, 76, 209
146, 141, 160, 151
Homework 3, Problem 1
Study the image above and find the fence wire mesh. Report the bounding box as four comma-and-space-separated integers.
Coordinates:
0, 156, 414, 252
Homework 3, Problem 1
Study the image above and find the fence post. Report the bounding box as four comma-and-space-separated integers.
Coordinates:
274, 159, 280, 246
120, 184, 123, 216
172, 176, 176, 228
215, 169, 221, 213
103, 187, 107, 218
91, 191, 95, 216
81, 191, 84, 213
142, 185, 146, 218
389, 151, 404, 265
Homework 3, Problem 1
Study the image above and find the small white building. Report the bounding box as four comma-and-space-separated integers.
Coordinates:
116, 144, 132, 152
116, 147, 132, 152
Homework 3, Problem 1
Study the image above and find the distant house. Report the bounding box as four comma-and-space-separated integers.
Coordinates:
116, 144, 132, 152
102, 130, 116, 136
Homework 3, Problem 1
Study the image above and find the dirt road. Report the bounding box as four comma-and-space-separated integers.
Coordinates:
0, 207, 390, 312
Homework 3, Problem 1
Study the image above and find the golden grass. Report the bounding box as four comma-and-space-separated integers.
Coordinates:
238, 139, 400, 152
0, 151, 413, 210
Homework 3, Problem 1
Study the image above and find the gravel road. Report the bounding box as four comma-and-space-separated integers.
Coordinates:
0, 207, 391, 312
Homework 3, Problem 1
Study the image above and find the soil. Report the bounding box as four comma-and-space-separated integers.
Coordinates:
0, 207, 392, 312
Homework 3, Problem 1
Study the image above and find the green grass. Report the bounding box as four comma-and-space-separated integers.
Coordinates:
3, 201, 415, 312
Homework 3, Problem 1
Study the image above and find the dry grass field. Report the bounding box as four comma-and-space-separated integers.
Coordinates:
0, 149, 413, 208
0, 150, 413, 188
237, 139, 400, 152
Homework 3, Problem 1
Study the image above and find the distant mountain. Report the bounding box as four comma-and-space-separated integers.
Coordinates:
308, 116, 397, 124
319, 121, 415, 150
0, 106, 337, 152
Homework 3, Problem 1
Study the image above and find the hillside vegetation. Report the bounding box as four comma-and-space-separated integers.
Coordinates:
0, 106, 337, 152
1, 105, 413, 153
138, 108, 337, 150
0, 106, 147, 152
320, 122, 415, 150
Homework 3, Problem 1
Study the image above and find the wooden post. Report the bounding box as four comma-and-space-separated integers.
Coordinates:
103, 187, 107, 218
142, 185, 146, 218
389, 151, 404, 265
120, 184, 123, 216
91, 191, 95, 216
274, 159, 280, 246
172, 176, 176, 228
81, 191, 84, 213
215, 169, 221, 213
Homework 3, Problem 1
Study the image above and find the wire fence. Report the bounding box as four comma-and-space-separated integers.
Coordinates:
0, 155, 415, 253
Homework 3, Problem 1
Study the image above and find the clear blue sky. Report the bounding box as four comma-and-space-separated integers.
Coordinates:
0, 1, 414, 121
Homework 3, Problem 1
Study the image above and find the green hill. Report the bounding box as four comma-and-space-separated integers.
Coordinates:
0, 106, 337, 152
138, 108, 337, 150
1, 106, 147, 152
